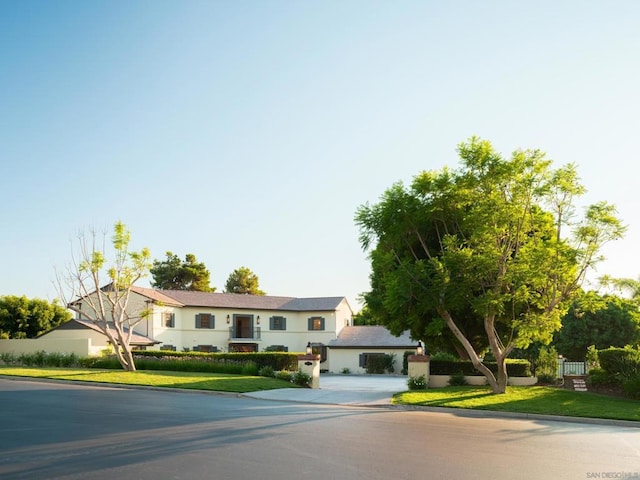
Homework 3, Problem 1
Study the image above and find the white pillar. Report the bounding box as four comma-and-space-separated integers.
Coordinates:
407, 354, 430, 387
297, 354, 320, 389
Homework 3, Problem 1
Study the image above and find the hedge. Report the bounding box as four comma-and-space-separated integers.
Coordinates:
598, 347, 640, 378
429, 359, 532, 377
131, 351, 299, 372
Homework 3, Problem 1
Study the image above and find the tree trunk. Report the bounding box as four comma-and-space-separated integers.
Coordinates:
437, 308, 503, 393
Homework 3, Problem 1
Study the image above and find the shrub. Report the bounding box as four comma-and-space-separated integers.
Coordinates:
536, 373, 557, 385
341, 368, 351, 374
429, 359, 531, 377
292, 369, 312, 387
587, 368, 614, 387
430, 351, 459, 361
448, 372, 468, 386
586, 345, 599, 371
598, 347, 640, 379
536, 346, 558, 381
408, 375, 427, 390
366, 354, 393, 374
0, 352, 16, 365
258, 365, 275, 377
622, 372, 640, 400
275, 370, 293, 382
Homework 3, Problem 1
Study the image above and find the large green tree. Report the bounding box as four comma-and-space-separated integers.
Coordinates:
56, 222, 151, 371
150, 252, 215, 292
553, 291, 640, 360
356, 137, 625, 393
0, 296, 72, 339
224, 267, 265, 295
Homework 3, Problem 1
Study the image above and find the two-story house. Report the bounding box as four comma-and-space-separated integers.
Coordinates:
74, 286, 353, 360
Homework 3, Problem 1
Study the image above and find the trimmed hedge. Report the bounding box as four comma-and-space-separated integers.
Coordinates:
131, 351, 298, 372
598, 347, 640, 378
429, 359, 532, 377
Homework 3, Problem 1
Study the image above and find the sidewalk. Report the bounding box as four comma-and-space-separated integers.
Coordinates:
243, 374, 408, 406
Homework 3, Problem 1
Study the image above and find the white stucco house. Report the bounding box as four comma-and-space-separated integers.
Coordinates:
1, 286, 419, 374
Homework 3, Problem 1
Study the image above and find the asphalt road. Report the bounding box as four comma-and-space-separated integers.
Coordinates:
1, 378, 638, 480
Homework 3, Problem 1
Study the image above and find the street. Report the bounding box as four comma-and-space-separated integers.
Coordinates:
0, 378, 638, 479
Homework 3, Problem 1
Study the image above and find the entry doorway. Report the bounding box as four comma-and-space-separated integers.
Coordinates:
232, 314, 254, 339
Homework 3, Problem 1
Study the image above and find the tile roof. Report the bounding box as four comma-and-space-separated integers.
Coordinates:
50, 318, 160, 346
328, 326, 416, 348
132, 286, 348, 312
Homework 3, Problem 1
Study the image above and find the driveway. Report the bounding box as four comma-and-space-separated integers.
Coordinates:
244, 374, 408, 405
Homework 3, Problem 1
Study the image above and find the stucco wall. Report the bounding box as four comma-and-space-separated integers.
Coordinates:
0, 338, 96, 357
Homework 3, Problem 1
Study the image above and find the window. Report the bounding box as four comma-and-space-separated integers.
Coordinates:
195, 313, 215, 329
160, 344, 176, 351
359, 353, 385, 369
308, 316, 325, 331
162, 312, 175, 328
193, 345, 217, 353
270, 316, 287, 330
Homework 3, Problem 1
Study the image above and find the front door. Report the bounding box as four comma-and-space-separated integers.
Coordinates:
233, 314, 253, 339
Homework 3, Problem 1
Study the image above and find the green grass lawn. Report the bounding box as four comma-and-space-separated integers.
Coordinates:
394, 386, 640, 422
0, 367, 301, 393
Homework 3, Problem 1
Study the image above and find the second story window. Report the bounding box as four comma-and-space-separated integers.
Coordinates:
162, 312, 175, 328
308, 316, 325, 331
270, 316, 287, 330
195, 313, 215, 329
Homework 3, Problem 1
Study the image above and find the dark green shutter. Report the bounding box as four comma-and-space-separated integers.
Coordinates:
195, 314, 201, 328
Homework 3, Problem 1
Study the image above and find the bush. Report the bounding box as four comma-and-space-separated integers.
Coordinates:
10, 351, 80, 368
586, 345, 599, 371
258, 365, 275, 377
536, 346, 558, 381
275, 370, 293, 382
622, 372, 640, 400
448, 372, 468, 386
598, 347, 640, 379
366, 354, 395, 374
241, 362, 259, 376
142, 351, 298, 371
341, 368, 351, 374
536, 373, 557, 384
408, 375, 427, 390
587, 368, 614, 387
0, 352, 16, 365
292, 369, 312, 387
429, 359, 531, 377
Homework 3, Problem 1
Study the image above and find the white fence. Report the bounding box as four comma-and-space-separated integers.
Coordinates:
557, 359, 586, 378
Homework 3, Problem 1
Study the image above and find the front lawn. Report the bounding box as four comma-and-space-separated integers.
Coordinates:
394, 386, 640, 422
0, 367, 300, 393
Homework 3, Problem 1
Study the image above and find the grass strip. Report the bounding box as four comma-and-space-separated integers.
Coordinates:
0, 367, 300, 393
393, 386, 640, 422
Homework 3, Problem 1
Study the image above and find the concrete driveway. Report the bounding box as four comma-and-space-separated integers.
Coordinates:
244, 374, 408, 406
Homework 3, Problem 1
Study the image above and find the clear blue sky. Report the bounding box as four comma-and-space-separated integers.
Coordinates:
2, 1, 639, 311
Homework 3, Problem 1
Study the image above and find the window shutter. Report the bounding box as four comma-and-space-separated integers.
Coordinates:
282, 317, 286, 330
359, 353, 366, 368
195, 314, 201, 328
320, 317, 325, 330
308, 318, 313, 330
270, 317, 275, 330
210, 315, 215, 329
170, 313, 175, 328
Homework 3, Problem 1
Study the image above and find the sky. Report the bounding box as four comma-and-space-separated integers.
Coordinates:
1, 1, 640, 311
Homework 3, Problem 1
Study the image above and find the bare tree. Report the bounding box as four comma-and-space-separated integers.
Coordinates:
56, 222, 151, 371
